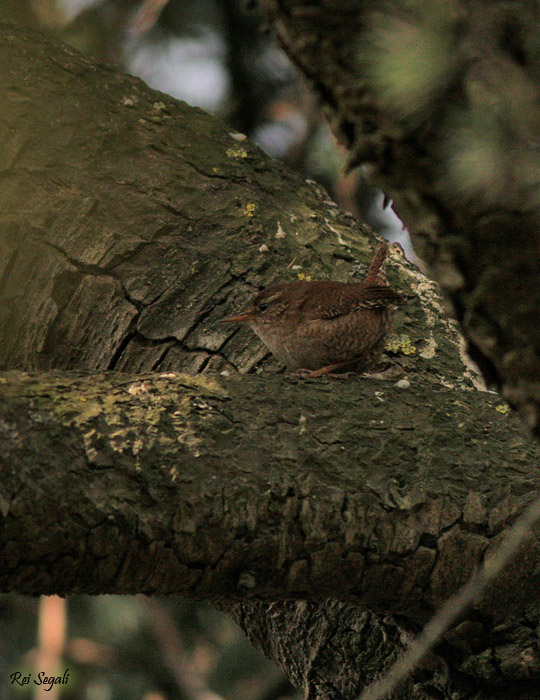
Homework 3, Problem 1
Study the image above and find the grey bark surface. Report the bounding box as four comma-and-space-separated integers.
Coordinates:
1, 21, 539, 700
0, 23, 469, 387
2, 370, 537, 602
218, 601, 414, 700
257, 0, 540, 437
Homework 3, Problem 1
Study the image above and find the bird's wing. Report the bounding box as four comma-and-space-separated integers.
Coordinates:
299, 283, 405, 320
347, 285, 405, 310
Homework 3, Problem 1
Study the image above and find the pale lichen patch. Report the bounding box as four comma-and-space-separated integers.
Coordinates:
244, 202, 257, 217
157, 372, 227, 397
229, 131, 247, 141
326, 223, 347, 246
82, 428, 99, 463
74, 401, 107, 425
419, 334, 437, 359
22, 373, 227, 469
386, 334, 417, 355
276, 222, 286, 239
226, 146, 248, 159
458, 337, 486, 390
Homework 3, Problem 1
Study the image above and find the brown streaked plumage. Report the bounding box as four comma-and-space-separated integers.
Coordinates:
224, 244, 406, 376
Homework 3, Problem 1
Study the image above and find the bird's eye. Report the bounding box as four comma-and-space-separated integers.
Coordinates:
258, 302, 269, 312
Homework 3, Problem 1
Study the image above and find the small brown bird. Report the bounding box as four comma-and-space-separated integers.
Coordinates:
224, 244, 406, 377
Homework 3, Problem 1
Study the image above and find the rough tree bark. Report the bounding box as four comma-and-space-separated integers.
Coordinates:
2, 370, 540, 699
0, 21, 447, 382
1, 20, 539, 700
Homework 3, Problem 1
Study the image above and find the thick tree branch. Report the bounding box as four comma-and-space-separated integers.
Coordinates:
1, 370, 538, 604
2, 367, 539, 696
0, 22, 469, 388
0, 373, 540, 698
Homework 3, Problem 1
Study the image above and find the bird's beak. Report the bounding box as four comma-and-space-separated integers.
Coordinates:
221, 311, 255, 323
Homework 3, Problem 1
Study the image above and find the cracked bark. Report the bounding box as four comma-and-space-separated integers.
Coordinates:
0, 23, 469, 384
1, 21, 539, 700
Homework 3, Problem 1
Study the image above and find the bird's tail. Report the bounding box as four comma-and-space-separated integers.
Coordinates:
364, 244, 388, 285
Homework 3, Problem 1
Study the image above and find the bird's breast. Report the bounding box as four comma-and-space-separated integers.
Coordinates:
250, 308, 392, 371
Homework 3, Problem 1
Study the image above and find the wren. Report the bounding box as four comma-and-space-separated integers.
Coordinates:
224, 244, 406, 377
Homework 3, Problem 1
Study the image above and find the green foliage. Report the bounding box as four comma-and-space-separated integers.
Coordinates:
360, 0, 540, 208
360, 0, 460, 118
445, 59, 540, 208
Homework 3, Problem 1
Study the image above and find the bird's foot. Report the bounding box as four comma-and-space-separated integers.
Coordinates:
291, 362, 354, 379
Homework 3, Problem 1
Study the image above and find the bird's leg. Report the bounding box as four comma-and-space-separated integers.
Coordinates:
291, 360, 358, 378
